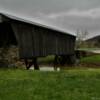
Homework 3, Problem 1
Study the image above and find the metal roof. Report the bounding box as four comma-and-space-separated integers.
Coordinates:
0, 12, 76, 36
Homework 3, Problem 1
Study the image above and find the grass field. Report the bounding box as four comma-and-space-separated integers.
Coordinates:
0, 69, 100, 100
38, 54, 100, 64
81, 55, 100, 63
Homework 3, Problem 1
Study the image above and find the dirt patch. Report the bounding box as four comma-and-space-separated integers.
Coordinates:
78, 62, 100, 68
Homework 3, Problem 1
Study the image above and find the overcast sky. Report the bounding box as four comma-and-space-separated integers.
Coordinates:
0, 0, 100, 38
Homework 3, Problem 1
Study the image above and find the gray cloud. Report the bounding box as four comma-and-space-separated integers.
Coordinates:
0, 0, 100, 38
1, 0, 100, 13
45, 8, 100, 19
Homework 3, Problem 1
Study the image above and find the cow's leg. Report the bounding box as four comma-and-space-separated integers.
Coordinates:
24, 59, 30, 70
53, 55, 58, 70
59, 55, 66, 66
24, 59, 34, 70
33, 57, 39, 70
64, 55, 76, 65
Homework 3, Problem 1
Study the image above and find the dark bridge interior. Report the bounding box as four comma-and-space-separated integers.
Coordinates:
0, 22, 17, 47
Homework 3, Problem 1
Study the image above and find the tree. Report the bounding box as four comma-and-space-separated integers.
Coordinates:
76, 29, 89, 48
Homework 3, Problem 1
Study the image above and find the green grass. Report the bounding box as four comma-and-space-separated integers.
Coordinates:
38, 53, 100, 65
38, 55, 54, 64
77, 48, 100, 51
0, 69, 100, 100
81, 55, 100, 63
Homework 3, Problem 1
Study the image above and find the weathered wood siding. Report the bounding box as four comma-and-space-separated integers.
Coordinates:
11, 21, 76, 59
0, 15, 2, 23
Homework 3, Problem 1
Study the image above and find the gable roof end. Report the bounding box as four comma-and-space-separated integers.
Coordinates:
0, 12, 76, 37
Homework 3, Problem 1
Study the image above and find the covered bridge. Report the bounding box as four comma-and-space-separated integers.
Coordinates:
0, 13, 76, 69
